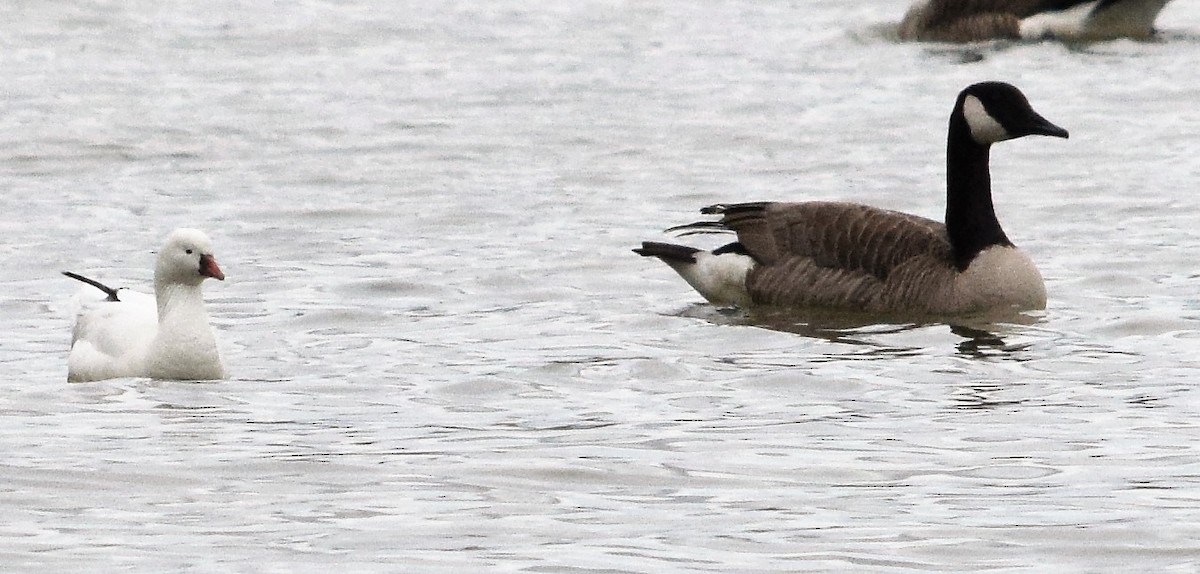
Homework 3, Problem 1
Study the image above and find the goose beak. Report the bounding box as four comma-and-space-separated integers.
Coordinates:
1025, 113, 1069, 139
200, 254, 225, 281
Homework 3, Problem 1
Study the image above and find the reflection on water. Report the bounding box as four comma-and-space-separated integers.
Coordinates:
679, 302, 1043, 361
949, 382, 1030, 410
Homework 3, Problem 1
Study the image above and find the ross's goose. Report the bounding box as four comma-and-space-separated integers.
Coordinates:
64, 228, 227, 382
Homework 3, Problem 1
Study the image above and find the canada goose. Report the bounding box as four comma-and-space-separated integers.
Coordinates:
634, 82, 1068, 316
64, 228, 227, 382
897, 0, 1174, 42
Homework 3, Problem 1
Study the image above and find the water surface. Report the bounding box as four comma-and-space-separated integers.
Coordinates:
3, 1, 1200, 572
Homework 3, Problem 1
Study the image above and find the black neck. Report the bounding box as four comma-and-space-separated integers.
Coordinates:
945, 111, 1012, 271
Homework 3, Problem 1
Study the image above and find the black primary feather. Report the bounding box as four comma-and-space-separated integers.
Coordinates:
62, 271, 121, 302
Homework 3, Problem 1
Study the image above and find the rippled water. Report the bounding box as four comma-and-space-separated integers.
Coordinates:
4, 1, 1200, 571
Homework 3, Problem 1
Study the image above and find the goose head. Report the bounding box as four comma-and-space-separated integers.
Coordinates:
954, 82, 1069, 146
155, 228, 225, 287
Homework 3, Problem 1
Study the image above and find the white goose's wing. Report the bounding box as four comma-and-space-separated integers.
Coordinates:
67, 284, 158, 382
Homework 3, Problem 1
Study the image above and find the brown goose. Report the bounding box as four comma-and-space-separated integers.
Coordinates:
897, 0, 1174, 42
634, 82, 1069, 316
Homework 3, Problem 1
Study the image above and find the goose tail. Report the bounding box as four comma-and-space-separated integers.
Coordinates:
634, 241, 754, 307
633, 241, 700, 263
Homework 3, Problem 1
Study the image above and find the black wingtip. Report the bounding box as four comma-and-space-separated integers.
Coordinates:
700, 201, 771, 215
664, 221, 730, 236
62, 271, 121, 302
634, 242, 700, 264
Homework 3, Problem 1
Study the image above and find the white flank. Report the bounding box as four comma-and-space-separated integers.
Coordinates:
1019, 1, 1097, 40
665, 251, 754, 307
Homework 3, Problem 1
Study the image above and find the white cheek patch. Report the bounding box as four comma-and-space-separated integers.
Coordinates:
962, 95, 1011, 145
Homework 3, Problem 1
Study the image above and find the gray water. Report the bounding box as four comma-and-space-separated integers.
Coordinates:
3, 1, 1200, 572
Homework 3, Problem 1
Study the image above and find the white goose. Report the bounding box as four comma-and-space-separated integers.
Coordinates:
64, 228, 227, 382
635, 82, 1069, 316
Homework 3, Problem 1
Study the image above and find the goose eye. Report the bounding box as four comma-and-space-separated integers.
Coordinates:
185, 249, 194, 255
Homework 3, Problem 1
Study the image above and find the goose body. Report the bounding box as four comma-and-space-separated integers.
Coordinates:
635, 82, 1068, 316
898, 0, 1174, 42
65, 228, 227, 382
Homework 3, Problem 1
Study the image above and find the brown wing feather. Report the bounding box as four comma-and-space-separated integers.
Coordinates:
712, 202, 958, 312
718, 202, 950, 279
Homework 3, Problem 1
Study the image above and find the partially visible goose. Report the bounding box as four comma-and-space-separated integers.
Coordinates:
65, 228, 227, 382
635, 82, 1068, 316
898, 0, 1174, 42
